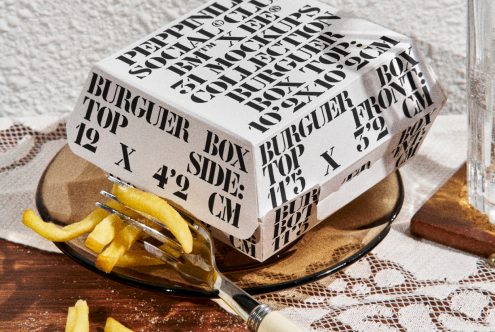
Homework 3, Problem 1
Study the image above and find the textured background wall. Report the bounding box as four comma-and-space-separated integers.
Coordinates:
0, 0, 465, 117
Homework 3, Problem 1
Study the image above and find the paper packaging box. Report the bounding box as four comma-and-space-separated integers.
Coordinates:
67, 0, 446, 261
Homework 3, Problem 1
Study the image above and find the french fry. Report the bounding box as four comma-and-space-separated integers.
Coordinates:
64, 299, 89, 332
65, 306, 76, 332
85, 214, 124, 253
115, 250, 163, 268
104, 317, 134, 332
73, 299, 89, 332
96, 224, 142, 273
112, 184, 193, 253
22, 208, 108, 242
22, 200, 122, 242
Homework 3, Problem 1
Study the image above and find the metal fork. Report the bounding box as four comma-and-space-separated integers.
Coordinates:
96, 176, 304, 332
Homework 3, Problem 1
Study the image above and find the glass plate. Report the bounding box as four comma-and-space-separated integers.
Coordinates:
36, 145, 403, 297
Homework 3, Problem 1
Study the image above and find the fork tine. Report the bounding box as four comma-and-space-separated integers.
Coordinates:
96, 201, 182, 252
107, 174, 132, 187
139, 240, 179, 265
100, 190, 175, 233
100, 190, 118, 201
140, 240, 207, 284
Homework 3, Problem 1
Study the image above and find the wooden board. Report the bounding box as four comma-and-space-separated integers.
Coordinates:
0, 239, 247, 331
411, 164, 495, 257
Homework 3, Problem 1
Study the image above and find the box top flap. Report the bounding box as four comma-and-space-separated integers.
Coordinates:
96, 0, 410, 144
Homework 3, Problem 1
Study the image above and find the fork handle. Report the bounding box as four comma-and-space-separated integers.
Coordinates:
247, 304, 304, 332
215, 275, 304, 331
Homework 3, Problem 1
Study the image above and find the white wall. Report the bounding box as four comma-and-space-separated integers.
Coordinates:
0, 0, 466, 117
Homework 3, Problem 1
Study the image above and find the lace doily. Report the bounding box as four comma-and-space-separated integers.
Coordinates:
3, 114, 491, 332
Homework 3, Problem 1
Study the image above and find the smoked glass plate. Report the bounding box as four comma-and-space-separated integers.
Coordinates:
36, 145, 403, 297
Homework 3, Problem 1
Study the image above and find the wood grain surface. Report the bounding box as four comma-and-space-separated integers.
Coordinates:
0, 239, 248, 332
411, 164, 495, 257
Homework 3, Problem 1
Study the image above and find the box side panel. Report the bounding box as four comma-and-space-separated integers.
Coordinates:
66, 68, 258, 239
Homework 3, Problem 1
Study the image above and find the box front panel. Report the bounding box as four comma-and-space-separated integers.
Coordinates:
254, 39, 446, 220
256, 105, 440, 260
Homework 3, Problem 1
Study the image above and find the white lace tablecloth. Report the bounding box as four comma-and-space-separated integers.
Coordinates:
3, 113, 494, 332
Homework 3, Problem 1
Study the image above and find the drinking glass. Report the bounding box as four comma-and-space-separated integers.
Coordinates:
467, 0, 495, 222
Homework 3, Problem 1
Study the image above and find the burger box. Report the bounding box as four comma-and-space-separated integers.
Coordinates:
67, 0, 446, 261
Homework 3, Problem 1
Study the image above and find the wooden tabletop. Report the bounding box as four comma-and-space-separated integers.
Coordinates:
0, 239, 248, 332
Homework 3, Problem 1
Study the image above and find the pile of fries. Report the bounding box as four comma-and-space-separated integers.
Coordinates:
22, 183, 195, 331
23, 183, 193, 273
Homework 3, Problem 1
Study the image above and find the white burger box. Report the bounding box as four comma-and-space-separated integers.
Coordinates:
67, 0, 446, 261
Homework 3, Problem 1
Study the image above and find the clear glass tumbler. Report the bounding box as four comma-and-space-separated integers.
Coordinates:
467, 0, 495, 222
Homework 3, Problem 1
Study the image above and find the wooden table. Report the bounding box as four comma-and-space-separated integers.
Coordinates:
0, 239, 248, 331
